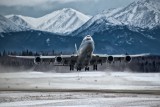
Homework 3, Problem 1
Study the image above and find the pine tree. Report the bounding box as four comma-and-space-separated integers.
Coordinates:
35, 52, 39, 56
26, 49, 29, 55
22, 50, 25, 56
13, 51, 17, 55
29, 51, 33, 56
52, 50, 54, 55
7, 51, 11, 55
3, 50, 6, 56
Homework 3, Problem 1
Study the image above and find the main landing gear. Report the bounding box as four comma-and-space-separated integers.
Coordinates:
85, 67, 89, 71
70, 65, 97, 71
93, 65, 97, 70
70, 65, 74, 71
70, 65, 82, 71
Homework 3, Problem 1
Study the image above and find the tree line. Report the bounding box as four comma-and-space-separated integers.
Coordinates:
0, 49, 58, 56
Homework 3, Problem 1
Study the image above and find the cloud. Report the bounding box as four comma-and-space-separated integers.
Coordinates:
0, 0, 49, 6
0, 0, 88, 7
0, 0, 136, 17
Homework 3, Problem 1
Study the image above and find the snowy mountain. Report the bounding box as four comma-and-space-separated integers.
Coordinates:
106, 0, 160, 29
37, 8, 91, 34
1, 0, 160, 54
101, 7, 123, 17
72, 0, 160, 36
70, 0, 160, 54
71, 13, 122, 36
4, 0, 160, 34
71, 23, 160, 54
6, 8, 91, 35
1, 27, 160, 54
0, 15, 25, 33
6, 15, 33, 29
6, 15, 41, 29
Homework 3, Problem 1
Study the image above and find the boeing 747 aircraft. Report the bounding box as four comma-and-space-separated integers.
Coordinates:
9, 35, 149, 71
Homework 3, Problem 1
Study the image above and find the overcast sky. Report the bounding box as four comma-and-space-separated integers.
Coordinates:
0, 0, 137, 17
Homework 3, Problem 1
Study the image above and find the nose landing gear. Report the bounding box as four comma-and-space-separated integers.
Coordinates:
77, 67, 82, 71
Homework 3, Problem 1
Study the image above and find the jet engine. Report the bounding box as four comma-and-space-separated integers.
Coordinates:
34, 56, 41, 64
108, 56, 114, 62
56, 56, 62, 63
125, 55, 132, 62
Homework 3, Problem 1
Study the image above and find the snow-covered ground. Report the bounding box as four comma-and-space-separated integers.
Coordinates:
0, 71, 160, 90
0, 71, 160, 106
0, 91, 160, 107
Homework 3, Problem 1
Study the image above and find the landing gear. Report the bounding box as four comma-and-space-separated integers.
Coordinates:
77, 67, 81, 71
70, 65, 74, 71
85, 67, 89, 71
93, 65, 97, 70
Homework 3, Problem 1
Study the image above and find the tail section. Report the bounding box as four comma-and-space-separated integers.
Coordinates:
75, 43, 78, 55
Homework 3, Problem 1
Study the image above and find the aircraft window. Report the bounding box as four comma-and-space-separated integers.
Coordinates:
86, 38, 91, 40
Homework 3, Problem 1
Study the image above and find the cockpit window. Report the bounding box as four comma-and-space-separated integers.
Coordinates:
86, 38, 91, 40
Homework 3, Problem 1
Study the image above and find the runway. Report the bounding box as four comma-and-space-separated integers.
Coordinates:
1, 91, 160, 107
0, 71, 160, 106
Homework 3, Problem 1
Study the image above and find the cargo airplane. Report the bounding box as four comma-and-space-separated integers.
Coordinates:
9, 35, 149, 71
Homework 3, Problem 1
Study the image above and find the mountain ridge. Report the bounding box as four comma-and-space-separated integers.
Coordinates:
1, 0, 160, 54
105, 0, 160, 28
0, 15, 27, 33
5, 8, 91, 35
3, 0, 160, 34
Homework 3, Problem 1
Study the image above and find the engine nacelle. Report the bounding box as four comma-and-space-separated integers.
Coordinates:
125, 55, 132, 63
56, 56, 62, 63
34, 56, 41, 64
108, 56, 114, 62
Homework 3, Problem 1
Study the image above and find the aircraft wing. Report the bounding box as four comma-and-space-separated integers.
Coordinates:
90, 54, 108, 65
111, 53, 150, 57
8, 55, 78, 59
8, 54, 78, 65
91, 53, 150, 64
8, 55, 36, 59
55, 55, 78, 66
8, 55, 57, 61
8, 53, 150, 66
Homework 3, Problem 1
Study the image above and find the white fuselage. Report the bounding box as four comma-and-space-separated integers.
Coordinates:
76, 35, 95, 68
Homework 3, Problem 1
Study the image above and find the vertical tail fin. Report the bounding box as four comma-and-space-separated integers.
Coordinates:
75, 43, 78, 55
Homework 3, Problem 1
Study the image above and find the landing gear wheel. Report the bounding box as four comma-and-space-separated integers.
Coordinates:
85, 67, 89, 71
70, 65, 74, 71
77, 67, 81, 71
93, 65, 97, 71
